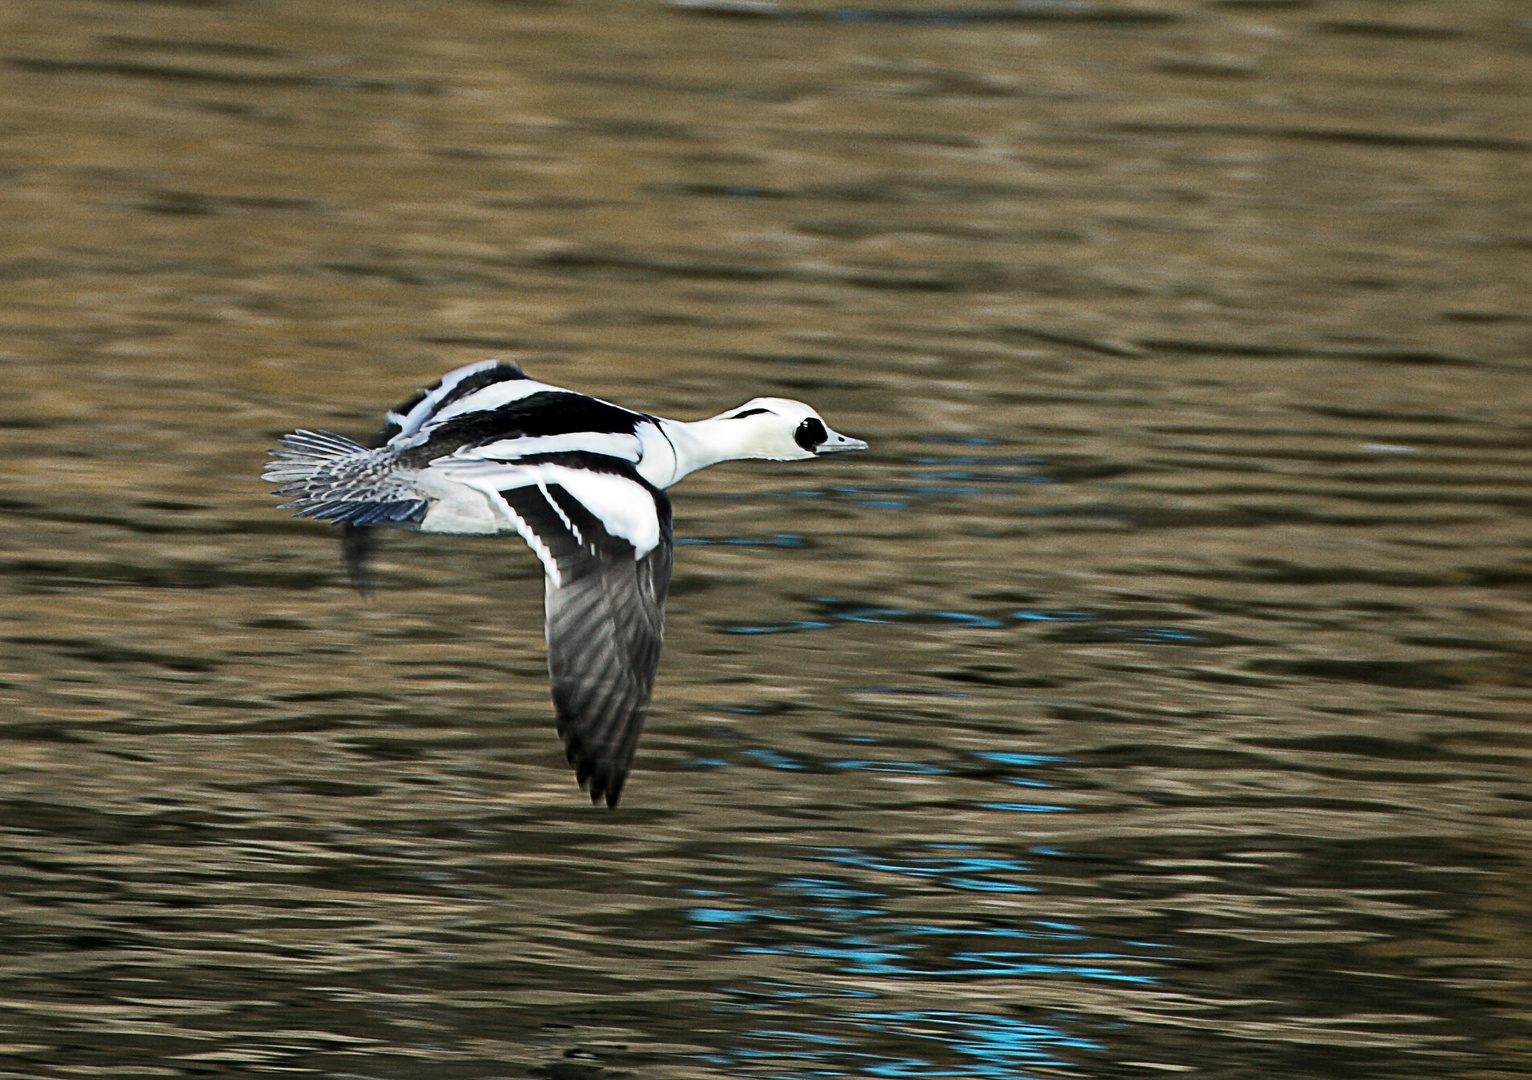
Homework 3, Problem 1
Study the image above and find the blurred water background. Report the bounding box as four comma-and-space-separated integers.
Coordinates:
1, 0, 1530, 1076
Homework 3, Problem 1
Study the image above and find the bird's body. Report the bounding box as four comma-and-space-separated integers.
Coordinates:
264, 360, 866, 807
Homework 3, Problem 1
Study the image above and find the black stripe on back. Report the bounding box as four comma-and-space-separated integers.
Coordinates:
489, 450, 641, 474
401, 391, 644, 465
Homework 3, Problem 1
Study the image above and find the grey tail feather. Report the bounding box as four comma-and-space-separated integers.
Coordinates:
263, 429, 427, 528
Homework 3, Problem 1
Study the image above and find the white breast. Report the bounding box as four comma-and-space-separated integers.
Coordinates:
457, 431, 643, 463
634, 421, 681, 489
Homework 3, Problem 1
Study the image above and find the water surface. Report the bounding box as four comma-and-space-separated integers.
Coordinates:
0, 0, 1529, 1076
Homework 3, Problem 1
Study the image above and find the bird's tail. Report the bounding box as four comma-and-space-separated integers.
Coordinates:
263, 429, 427, 527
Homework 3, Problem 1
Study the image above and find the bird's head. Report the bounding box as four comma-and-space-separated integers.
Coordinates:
710, 398, 869, 461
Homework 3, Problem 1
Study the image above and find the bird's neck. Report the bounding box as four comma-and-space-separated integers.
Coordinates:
654, 416, 781, 487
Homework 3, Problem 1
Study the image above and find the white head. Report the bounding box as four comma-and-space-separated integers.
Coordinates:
707, 397, 869, 461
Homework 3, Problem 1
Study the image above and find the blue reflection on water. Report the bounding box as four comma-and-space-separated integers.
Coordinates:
728, 747, 958, 778
725, 600, 1206, 646
779, 877, 879, 902
919, 923, 1086, 942
727, 598, 1010, 635
943, 953, 1155, 982
818, 848, 1037, 894
829, 759, 948, 775
726, 619, 834, 635
979, 752, 1067, 767
1013, 609, 1095, 623
677, 532, 809, 548
713, 738, 1076, 795
691, 907, 759, 925
1113, 627, 1202, 643
830, 606, 1007, 628
736, 936, 917, 975
744, 748, 806, 771
854, 1009, 1102, 1072
685, 839, 1173, 1077
705, 1008, 1098, 1079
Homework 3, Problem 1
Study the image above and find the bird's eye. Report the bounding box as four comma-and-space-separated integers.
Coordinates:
794, 417, 827, 452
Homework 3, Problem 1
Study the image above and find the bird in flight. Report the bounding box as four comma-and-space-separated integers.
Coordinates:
264, 360, 867, 807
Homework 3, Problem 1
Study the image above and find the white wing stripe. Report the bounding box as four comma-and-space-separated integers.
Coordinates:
429, 378, 562, 427
458, 432, 643, 463
485, 488, 564, 588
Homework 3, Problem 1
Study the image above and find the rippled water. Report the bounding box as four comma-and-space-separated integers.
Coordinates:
2, 0, 1530, 1076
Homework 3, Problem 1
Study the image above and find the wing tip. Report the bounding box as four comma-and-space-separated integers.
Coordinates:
571, 750, 628, 809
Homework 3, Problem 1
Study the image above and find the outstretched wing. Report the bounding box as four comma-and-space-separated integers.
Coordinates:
434, 451, 673, 808
538, 519, 672, 809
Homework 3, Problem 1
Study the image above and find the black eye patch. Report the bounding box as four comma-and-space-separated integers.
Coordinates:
794, 416, 827, 452
731, 408, 772, 419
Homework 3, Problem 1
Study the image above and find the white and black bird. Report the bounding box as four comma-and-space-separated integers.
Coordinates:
264, 360, 867, 807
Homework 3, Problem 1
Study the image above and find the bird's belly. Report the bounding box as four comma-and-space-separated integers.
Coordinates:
417, 478, 515, 535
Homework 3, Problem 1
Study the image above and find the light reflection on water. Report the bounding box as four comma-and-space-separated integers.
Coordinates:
708, 1009, 1100, 1079
725, 595, 1214, 643
690, 841, 1149, 1077
675, 825, 1503, 1077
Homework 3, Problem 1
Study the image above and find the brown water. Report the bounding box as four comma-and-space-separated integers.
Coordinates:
1, 0, 1530, 1076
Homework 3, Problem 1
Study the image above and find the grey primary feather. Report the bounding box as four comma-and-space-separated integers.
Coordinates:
498, 476, 673, 808
544, 541, 673, 808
